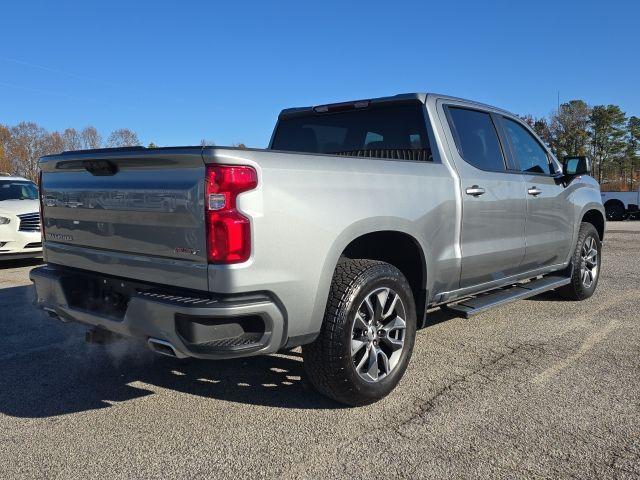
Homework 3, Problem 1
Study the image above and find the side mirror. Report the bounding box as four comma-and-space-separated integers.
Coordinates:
563, 156, 591, 176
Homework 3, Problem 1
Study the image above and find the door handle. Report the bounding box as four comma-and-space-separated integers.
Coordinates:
465, 185, 485, 197
528, 186, 542, 196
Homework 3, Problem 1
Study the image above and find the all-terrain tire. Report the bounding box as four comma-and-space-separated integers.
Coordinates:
302, 259, 417, 406
557, 222, 602, 301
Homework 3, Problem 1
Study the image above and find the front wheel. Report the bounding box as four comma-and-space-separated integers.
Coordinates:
557, 222, 602, 300
303, 259, 417, 406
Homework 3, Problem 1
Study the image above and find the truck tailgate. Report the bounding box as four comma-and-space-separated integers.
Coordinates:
39, 148, 208, 291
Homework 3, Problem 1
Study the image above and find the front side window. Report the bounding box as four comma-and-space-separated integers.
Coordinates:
447, 107, 506, 172
0, 180, 39, 201
501, 118, 551, 174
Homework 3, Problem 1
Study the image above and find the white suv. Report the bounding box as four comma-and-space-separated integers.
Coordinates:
0, 174, 42, 259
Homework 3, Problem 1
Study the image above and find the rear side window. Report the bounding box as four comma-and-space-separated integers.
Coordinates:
501, 118, 551, 174
271, 103, 432, 161
446, 107, 506, 172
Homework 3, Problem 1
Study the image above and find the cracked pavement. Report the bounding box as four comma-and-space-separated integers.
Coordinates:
1, 222, 639, 479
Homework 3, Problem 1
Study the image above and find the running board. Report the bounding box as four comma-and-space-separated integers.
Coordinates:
444, 275, 571, 318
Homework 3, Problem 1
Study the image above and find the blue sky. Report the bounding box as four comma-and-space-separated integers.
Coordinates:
1, 0, 638, 147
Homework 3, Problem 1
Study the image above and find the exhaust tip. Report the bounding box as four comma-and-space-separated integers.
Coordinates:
148, 338, 178, 357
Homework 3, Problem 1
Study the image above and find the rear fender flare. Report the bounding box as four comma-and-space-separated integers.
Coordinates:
307, 217, 430, 335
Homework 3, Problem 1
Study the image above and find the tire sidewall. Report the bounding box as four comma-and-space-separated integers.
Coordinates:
575, 225, 602, 297
337, 265, 417, 402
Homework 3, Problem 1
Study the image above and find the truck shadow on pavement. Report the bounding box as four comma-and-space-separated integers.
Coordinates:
0, 284, 343, 418
0, 278, 560, 418
0, 257, 43, 270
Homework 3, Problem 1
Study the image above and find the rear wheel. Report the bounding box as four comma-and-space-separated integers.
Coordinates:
557, 222, 601, 300
605, 202, 626, 221
303, 259, 417, 406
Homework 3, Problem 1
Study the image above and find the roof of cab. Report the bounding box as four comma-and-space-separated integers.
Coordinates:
278, 92, 515, 119
0, 173, 30, 181
279, 93, 427, 119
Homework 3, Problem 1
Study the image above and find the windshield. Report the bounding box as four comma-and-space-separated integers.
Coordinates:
0, 180, 39, 201
271, 102, 432, 160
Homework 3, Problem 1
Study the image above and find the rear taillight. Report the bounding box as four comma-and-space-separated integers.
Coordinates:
38, 170, 45, 239
205, 165, 257, 264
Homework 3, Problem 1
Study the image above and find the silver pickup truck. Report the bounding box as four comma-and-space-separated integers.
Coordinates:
32, 93, 605, 405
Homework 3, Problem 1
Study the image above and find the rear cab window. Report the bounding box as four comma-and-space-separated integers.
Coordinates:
445, 106, 506, 172
271, 102, 433, 161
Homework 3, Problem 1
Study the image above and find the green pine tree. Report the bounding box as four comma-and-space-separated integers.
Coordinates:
590, 105, 627, 184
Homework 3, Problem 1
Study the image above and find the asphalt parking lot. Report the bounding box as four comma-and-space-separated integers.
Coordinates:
1, 222, 638, 479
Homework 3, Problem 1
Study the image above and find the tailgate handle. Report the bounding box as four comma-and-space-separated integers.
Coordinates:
82, 160, 118, 176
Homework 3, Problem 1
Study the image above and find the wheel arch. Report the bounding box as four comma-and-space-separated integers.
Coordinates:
603, 198, 625, 209
582, 208, 605, 241
309, 220, 430, 335
341, 231, 428, 321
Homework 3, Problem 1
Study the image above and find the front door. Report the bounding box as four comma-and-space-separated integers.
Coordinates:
444, 105, 527, 288
498, 116, 574, 269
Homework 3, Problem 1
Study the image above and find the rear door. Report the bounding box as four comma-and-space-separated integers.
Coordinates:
443, 104, 527, 288
498, 116, 573, 270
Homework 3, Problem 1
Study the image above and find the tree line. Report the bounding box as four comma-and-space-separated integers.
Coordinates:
2, 100, 639, 190
0, 122, 141, 181
521, 100, 640, 191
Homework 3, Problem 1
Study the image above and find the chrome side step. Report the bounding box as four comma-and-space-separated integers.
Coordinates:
444, 275, 571, 318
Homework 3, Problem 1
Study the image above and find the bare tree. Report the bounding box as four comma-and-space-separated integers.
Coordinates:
0, 124, 12, 174
107, 128, 140, 148
62, 128, 83, 152
200, 139, 215, 146
8, 122, 50, 181
45, 131, 64, 155
80, 126, 102, 149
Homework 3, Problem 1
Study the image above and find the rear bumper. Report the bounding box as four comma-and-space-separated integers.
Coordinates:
30, 265, 287, 359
